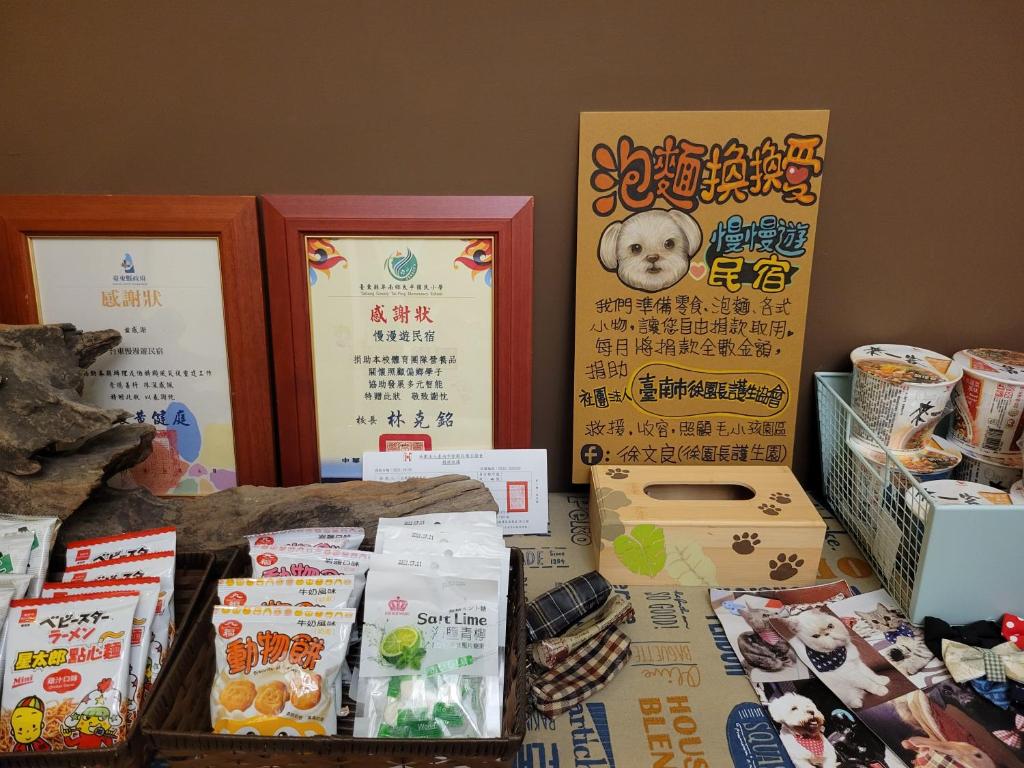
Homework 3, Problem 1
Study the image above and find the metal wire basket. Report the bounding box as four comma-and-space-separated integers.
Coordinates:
815, 372, 1022, 624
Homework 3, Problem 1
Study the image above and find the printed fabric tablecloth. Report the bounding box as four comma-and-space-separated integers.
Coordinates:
506, 493, 879, 768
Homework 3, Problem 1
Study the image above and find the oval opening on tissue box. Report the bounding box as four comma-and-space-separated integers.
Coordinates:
643, 483, 755, 501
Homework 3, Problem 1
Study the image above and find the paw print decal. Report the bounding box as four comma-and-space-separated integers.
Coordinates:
769, 553, 804, 581
731, 532, 760, 555
758, 503, 782, 516
769, 492, 792, 504
606, 468, 630, 480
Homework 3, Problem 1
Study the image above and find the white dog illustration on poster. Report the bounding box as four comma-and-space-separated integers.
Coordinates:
598, 209, 703, 292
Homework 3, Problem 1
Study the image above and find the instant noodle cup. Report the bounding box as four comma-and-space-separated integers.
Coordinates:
951, 446, 1022, 492
850, 345, 961, 451
949, 348, 1024, 458
848, 434, 962, 482
1011, 480, 1024, 505
0, 591, 139, 752
905, 478, 1013, 519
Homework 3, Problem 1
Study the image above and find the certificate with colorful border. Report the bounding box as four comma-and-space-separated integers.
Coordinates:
261, 195, 533, 485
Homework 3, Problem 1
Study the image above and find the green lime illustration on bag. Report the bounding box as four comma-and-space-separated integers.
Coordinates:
380, 626, 426, 670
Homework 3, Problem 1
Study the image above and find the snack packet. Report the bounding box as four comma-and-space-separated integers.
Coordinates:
355, 563, 501, 739
373, 525, 504, 556
246, 527, 365, 550
218, 576, 359, 716
65, 526, 176, 566
63, 551, 176, 688
0, 532, 34, 575
218, 577, 357, 610
0, 592, 139, 751
249, 545, 370, 606
0, 514, 59, 597
210, 605, 354, 736
374, 510, 498, 534
43, 578, 160, 726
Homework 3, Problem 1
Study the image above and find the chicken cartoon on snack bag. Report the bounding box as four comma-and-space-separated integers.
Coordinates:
10, 695, 51, 752
61, 678, 123, 749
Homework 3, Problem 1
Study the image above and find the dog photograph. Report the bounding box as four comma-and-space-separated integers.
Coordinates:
770, 606, 916, 711
763, 679, 897, 768
858, 686, 1021, 768
829, 589, 949, 690
710, 582, 854, 686
597, 208, 703, 292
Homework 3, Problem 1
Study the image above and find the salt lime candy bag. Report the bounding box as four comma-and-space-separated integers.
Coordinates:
0, 532, 33, 575
355, 562, 500, 739
0, 514, 59, 597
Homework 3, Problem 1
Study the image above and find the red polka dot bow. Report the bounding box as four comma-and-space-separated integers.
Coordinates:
1002, 613, 1024, 650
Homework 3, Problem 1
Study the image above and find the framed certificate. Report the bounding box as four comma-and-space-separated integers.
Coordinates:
0, 195, 276, 494
261, 195, 533, 484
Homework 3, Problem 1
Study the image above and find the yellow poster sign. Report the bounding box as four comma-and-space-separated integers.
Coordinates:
572, 110, 829, 483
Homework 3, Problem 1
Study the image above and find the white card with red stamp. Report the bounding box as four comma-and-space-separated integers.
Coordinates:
361, 449, 549, 534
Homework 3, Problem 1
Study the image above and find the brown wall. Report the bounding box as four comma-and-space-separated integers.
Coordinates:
2, 1, 1022, 492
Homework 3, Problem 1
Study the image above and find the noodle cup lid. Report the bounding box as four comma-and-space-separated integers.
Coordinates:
1011, 480, 1024, 505
851, 344, 961, 386
848, 435, 962, 475
909, 479, 1013, 508
956, 348, 1024, 384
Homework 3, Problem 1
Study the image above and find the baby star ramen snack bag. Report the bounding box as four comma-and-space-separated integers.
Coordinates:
65, 526, 176, 566
245, 527, 365, 550
63, 552, 176, 691
210, 606, 354, 736
0, 592, 138, 752
42, 578, 160, 727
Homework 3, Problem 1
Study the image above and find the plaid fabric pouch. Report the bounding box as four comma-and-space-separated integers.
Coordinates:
531, 593, 634, 668
526, 571, 611, 642
531, 626, 631, 719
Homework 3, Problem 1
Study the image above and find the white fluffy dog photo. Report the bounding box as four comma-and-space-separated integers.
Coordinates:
768, 692, 838, 768
598, 209, 702, 292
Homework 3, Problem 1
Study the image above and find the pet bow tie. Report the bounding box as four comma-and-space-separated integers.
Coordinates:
993, 713, 1024, 750
884, 623, 917, 644
941, 640, 1024, 684
1002, 613, 1024, 650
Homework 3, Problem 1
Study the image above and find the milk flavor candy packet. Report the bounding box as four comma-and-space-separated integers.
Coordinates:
0, 514, 59, 597
210, 605, 354, 736
63, 551, 176, 687
218, 577, 357, 610
0, 592, 139, 751
246, 527, 364, 551
355, 563, 501, 739
65, 526, 176, 566
0, 532, 34, 575
42, 578, 160, 726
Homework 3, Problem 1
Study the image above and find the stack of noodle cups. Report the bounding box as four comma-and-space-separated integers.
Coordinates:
946, 349, 1024, 496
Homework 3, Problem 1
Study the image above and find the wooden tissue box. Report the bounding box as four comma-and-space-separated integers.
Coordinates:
589, 465, 825, 587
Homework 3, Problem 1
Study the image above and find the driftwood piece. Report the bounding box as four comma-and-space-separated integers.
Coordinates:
58, 475, 498, 551
0, 323, 135, 475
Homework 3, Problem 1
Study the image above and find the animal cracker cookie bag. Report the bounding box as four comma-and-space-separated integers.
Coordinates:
210, 606, 353, 737
245, 527, 365, 550
0, 592, 138, 752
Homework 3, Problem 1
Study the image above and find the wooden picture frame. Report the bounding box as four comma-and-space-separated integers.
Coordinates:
261, 195, 533, 485
0, 194, 277, 490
